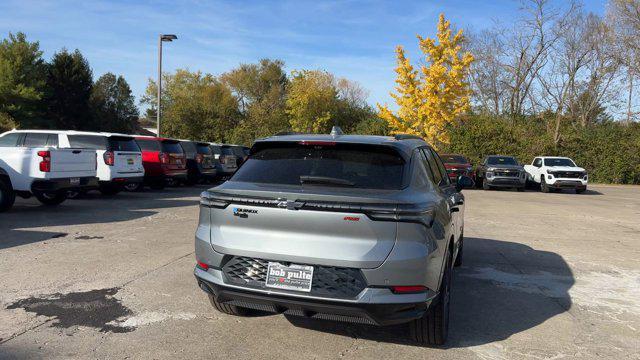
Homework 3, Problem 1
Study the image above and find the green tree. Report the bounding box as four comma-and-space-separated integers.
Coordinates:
90, 72, 138, 133
45, 49, 93, 130
286, 70, 339, 133
0, 111, 17, 132
221, 59, 289, 144
0, 32, 47, 128
141, 69, 240, 142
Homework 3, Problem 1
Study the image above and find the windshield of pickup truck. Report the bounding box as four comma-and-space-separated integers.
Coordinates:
544, 158, 576, 167
487, 156, 518, 165
232, 144, 405, 190
441, 155, 468, 164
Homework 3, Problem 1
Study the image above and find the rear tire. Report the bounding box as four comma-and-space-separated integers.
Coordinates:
410, 249, 452, 346
34, 191, 67, 206
208, 294, 249, 316
0, 178, 16, 212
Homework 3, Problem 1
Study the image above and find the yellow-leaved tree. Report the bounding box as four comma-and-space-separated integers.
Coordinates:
377, 14, 473, 148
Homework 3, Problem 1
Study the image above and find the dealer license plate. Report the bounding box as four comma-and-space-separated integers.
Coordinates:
265, 262, 313, 292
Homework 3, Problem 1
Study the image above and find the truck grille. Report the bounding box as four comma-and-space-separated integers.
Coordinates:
552, 172, 582, 178
494, 171, 520, 177
222, 256, 367, 299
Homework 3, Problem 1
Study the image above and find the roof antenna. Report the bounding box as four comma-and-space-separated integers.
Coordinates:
330, 126, 343, 138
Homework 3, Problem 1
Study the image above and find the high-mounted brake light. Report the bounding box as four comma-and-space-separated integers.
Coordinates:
298, 141, 336, 146
390, 285, 427, 294
103, 151, 115, 166
37, 150, 51, 172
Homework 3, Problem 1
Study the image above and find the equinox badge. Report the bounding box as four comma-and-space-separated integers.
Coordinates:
233, 208, 257, 218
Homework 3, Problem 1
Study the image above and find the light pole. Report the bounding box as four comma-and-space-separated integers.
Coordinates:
157, 34, 177, 137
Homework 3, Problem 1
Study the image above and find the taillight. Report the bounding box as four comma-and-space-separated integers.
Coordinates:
390, 286, 427, 294
196, 154, 204, 164
103, 151, 115, 166
159, 152, 170, 164
219, 156, 226, 164
37, 150, 51, 172
366, 204, 435, 228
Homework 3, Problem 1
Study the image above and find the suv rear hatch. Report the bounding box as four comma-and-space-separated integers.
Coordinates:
195, 142, 215, 169
107, 136, 143, 175
160, 140, 186, 170
203, 141, 408, 269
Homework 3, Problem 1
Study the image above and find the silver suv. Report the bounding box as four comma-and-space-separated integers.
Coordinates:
194, 128, 472, 345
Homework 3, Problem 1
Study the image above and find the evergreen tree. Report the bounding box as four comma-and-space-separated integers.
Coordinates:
90, 72, 138, 133
0, 32, 47, 128
45, 49, 93, 130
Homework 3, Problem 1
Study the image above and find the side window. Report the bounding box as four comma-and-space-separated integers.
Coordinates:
46, 134, 59, 147
0, 133, 20, 147
23, 133, 51, 147
430, 148, 451, 185
533, 158, 542, 167
412, 149, 436, 188
421, 148, 443, 186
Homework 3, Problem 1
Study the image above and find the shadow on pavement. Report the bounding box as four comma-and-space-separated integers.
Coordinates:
286, 237, 574, 348
0, 185, 210, 250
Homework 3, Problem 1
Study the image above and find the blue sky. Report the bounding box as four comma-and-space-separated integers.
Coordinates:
0, 0, 607, 109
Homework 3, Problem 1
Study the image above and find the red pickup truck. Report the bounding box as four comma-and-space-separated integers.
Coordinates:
440, 154, 476, 186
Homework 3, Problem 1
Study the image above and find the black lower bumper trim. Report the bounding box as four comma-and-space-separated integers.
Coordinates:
196, 276, 430, 326
31, 177, 99, 192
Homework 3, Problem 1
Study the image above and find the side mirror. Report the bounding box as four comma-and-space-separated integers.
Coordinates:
456, 175, 474, 192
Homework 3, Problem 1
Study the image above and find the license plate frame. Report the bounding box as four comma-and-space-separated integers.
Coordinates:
265, 262, 314, 292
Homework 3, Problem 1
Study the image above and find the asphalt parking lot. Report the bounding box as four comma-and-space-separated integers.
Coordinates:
1, 185, 639, 359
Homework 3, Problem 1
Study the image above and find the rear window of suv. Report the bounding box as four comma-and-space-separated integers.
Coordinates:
136, 139, 161, 151
161, 141, 183, 154
232, 143, 406, 190
196, 143, 212, 155
108, 137, 140, 152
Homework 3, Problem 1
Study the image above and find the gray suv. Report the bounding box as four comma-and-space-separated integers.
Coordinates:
194, 128, 472, 345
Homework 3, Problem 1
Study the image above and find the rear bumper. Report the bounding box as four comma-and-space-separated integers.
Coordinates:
198, 167, 218, 178
102, 176, 144, 185
31, 176, 99, 193
195, 273, 433, 326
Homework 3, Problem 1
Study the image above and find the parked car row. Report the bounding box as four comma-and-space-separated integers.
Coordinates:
0, 129, 249, 211
440, 153, 588, 193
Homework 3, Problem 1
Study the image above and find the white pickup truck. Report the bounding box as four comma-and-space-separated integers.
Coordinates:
0, 131, 98, 211
523, 156, 588, 194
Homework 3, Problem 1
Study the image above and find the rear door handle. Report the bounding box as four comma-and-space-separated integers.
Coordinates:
72, 150, 81, 154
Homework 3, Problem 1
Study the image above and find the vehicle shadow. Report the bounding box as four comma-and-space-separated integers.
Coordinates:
0, 186, 208, 250
285, 237, 574, 348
